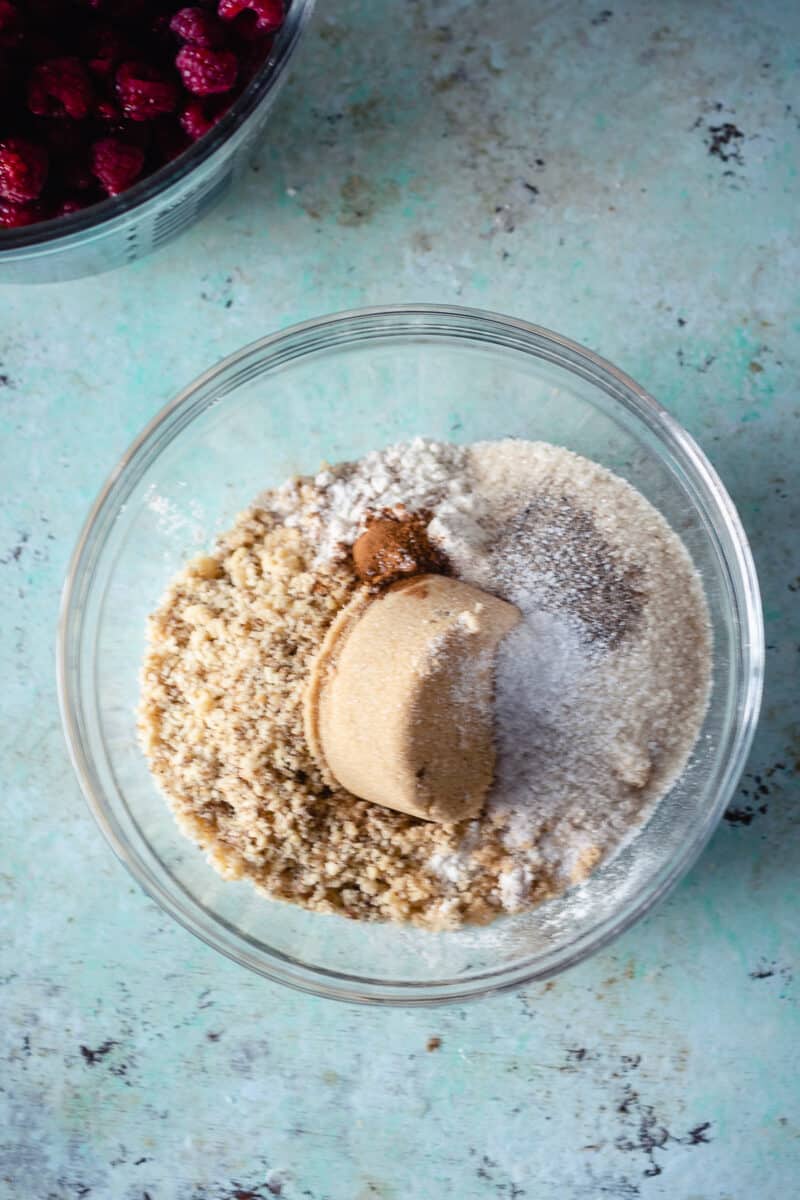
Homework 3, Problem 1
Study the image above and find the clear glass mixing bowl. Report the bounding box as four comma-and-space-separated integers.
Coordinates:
58, 305, 763, 1005
0, 0, 313, 284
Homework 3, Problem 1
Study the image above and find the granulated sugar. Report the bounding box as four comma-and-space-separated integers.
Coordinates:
430, 439, 712, 909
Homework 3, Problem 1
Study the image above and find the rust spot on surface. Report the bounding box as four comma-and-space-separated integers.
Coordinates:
79, 1039, 116, 1065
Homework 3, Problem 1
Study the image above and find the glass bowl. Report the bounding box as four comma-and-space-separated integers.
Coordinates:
0, 0, 313, 284
58, 305, 763, 1005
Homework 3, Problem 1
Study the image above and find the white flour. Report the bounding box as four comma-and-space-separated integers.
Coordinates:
271, 437, 476, 564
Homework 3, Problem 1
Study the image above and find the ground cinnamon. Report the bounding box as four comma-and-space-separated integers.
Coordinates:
352, 507, 449, 589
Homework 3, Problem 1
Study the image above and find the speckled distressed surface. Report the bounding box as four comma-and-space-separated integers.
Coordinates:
1, 1, 799, 1197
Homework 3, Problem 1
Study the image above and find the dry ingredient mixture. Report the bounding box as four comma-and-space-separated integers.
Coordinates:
139, 438, 712, 929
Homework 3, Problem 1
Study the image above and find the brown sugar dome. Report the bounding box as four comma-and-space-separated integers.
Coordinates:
304, 575, 521, 823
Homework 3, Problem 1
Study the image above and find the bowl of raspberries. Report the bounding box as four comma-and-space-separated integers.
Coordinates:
0, 0, 312, 281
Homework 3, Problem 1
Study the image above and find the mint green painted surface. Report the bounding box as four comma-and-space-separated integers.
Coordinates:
1, 1, 798, 1197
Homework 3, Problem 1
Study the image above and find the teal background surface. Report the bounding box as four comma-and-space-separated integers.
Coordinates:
1, 1, 798, 1196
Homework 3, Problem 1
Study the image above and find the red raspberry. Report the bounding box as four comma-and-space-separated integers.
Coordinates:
90, 136, 145, 195
176, 44, 237, 95
28, 57, 94, 119
170, 7, 226, 48
218, 0, 284, 33
0, 199, 43, 227
116, 61, 178, 120
179, 98, 215, 140
0, 138, 48, 203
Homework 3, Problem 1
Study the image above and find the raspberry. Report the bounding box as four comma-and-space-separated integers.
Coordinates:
90, 136, 145, 195
116, 61, 178, 120
170, 7, 226, 48
176, 44, 237, 95
0, 199, 43, 227
0, 138, 48, 203
218, 0, 284, 34
28, 57, 94, 120
179, 97, 215, 140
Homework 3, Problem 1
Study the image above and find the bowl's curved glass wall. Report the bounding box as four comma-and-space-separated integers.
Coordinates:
60, 308, 763, 1003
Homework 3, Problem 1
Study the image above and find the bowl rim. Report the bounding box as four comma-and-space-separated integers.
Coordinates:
57, 303, 764, 1005
0, 0, 314, 253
